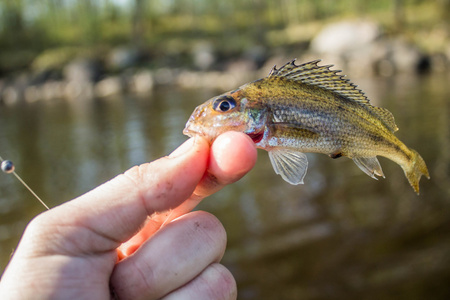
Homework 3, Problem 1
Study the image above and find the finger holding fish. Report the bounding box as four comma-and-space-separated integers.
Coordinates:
117, 131, 257, 258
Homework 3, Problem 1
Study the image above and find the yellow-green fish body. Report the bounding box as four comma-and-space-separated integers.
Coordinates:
184, 60, 430, 194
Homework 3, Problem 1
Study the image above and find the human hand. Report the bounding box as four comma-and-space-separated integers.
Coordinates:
0, 132, 257, 300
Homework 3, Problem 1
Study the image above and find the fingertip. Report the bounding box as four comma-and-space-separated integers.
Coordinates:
169, 135, 209, 158
209, 131, 257, 184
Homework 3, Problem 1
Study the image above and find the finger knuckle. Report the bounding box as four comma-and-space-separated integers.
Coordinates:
189, 212, 227, 259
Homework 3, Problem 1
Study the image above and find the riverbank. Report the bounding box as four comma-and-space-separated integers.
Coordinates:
1, 19, 449, 105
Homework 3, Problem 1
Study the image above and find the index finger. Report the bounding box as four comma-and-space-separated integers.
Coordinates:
173, 131, 258, 216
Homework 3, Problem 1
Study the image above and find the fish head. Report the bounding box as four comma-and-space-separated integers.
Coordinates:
183, 88, 267, 143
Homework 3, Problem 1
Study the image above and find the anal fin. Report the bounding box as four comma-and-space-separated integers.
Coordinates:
353, 157, 385, 180
268, 148, 308, 185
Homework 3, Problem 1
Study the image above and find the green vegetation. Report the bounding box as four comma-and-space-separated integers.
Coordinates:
0, 0, 449, 73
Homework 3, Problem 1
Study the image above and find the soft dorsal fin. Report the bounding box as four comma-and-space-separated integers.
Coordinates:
268, 59, 398, 132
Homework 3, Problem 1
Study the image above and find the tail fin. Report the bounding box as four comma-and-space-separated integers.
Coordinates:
402, 149, 430, 195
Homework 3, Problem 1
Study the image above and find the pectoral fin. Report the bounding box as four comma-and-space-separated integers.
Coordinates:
353, 157, 385, 180
268, 148, 308, 185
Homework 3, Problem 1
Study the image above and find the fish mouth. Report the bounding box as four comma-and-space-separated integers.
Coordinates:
183, 116, 197, 136
182, 125, 199, 138
183, 111, 204, 137
183, 122, 209, 139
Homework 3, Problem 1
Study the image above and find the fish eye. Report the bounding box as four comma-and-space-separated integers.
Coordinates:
213, 96, 236, 112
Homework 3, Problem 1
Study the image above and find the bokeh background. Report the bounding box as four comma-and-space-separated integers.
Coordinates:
1, 1, 449, 299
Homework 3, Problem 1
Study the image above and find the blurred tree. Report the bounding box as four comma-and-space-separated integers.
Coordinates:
250, 0, 266, 44
0, 0, 25, 47
393, 0, 405, 32
77, 0, 101, 45
0, 0, 448, 73
440, 0, 450, 25
131, 0, 145, 47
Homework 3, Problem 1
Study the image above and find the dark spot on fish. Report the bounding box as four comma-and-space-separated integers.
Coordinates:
330, 151, 343, 159
368, 133, 384, 143
393, 144, 402, 154
336, 104, 346, 112
247, 132, 264, 144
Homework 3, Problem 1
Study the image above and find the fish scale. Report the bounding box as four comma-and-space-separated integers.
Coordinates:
184, 59, 430, 194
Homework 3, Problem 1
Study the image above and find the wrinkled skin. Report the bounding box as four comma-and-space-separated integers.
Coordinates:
0, 132, 257, 300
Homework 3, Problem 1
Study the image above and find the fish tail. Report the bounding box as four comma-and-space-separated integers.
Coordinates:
402, 149, 430, 195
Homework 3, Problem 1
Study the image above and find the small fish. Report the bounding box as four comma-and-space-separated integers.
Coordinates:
183, 59, 430, 194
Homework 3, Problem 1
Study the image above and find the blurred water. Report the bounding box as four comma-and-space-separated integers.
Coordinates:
0, 74, 449, 299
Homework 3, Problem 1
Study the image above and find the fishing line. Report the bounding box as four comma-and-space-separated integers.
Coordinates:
160, 209, 174, 228
0, 155, 50, 210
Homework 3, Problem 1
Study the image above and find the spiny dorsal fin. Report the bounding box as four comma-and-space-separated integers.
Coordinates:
268, 59, 369, 103
268, 59, 398, 132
